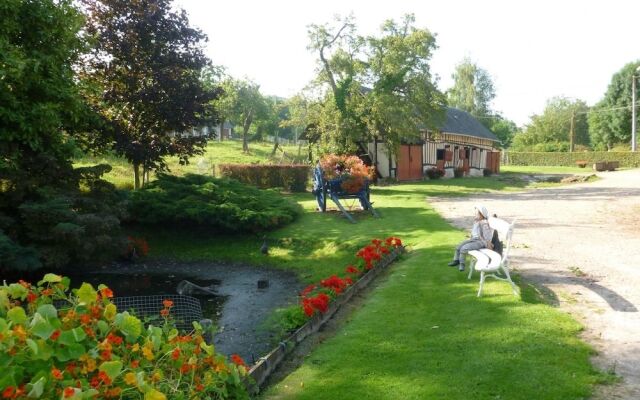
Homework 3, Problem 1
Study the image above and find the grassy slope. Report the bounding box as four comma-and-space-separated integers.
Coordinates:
137, 177, 605, 399
75, 140, 304, 189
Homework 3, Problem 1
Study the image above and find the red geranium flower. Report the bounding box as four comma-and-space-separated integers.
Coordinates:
231, 354, 247, 367
163, 299, 173, 308
300, 284, 316, 297
345, 265, 359, 274
309, 293, 330, 313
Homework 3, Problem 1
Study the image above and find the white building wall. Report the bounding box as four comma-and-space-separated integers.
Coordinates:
368, 142, 391, 178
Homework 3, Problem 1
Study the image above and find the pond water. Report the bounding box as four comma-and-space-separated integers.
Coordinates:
63, 260, 303, 363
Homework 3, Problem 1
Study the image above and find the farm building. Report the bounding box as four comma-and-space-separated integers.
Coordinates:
367, 107, 501, 180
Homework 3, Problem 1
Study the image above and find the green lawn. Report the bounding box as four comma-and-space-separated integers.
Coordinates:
133, 177, 607, 399
75, 140, 305, 189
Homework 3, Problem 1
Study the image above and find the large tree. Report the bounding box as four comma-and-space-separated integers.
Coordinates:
81, 0, 218, 189
225, 79, 269, 153
306, 14, 445, 156
588, 61, 640, 150
1, 0, 123, 271
0, 0, 87, 192
447, 58, 496, 118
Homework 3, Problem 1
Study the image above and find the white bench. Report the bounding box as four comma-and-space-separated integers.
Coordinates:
468, 217, 519, 297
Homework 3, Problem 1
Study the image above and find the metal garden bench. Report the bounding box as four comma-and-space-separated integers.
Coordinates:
467, 217, 519, 297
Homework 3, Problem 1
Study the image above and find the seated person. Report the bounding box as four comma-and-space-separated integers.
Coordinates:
447, 204, 493, 271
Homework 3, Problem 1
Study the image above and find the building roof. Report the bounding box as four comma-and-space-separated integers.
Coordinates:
439, 107, 499, 142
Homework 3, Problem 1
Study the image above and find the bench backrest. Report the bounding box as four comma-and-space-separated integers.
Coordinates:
488, 217, 516, 264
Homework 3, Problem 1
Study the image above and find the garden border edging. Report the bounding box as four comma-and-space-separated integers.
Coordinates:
246, 246, 406, 393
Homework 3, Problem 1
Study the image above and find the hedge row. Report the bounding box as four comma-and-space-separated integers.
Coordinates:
217, 164, 310, 192
505, 152, 640, 168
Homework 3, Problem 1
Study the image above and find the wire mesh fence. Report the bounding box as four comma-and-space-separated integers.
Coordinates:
55, 294, 205, 332
113, 295, 204, 332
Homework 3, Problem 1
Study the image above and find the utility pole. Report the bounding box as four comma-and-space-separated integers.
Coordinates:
633, 70, 638, 152
569, 110, 575, 152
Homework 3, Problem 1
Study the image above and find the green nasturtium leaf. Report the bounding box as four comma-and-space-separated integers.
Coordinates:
40, 273, 63, 285
26, 376, 45, 398
36, 304, 57, 320
30, 313, 55, 339
97, 320, 109, 335
76, 283, 97, 305
35, 340, 53, 361
0, 290, 9, 313
26, 339, 39, 356
7, 284, 28, 300
200, 342, 214, 356
115, 312, 142, 340
71, 327, 86, 342
7, 306, 27, 324
99, 360, 123, 380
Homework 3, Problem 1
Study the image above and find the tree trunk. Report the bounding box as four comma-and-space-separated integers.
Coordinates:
242, 111, 253, 153
133, 162, 141, 190
271, 133, 279, 157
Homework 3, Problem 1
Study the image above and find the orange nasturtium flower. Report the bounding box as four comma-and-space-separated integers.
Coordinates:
63, 387, 75, 398
52, 368, 63, 380
100, 287, 114, 298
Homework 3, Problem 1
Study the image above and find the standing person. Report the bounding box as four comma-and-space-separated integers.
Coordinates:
448, 204, 493, 271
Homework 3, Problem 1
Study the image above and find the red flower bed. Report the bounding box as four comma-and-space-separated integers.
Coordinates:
299, 236, 403, 318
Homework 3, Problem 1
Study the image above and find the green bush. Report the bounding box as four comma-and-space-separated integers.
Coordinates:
506, 152, 640, 168
217, 164, 310, 192
128, 174, 302, 232
425, 168, 444, 180
0, 165, 126, 272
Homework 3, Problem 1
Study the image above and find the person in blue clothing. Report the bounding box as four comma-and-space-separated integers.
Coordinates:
447, 204, 493, 272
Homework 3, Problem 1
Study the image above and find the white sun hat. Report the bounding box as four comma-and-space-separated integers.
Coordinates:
474, 204, 489, 219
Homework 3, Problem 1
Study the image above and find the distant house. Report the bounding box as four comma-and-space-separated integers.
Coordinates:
367, 107, 501, 180
170, 122, 234, 140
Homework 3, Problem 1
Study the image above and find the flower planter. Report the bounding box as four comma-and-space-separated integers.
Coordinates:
246, 246, 405, 393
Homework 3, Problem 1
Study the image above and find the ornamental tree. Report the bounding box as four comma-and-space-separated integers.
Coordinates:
80, 0, 219, 189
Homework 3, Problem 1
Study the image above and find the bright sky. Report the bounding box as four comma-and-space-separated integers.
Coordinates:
177, 0, 638, 126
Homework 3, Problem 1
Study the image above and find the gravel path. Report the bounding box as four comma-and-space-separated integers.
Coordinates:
428, 169, 640, 399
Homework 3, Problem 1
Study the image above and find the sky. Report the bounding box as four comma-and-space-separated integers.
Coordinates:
177, 0, 639, 126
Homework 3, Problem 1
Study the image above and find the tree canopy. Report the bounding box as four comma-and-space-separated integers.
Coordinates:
1, 0, 124, 271
447, 58, 496, 118
80, 0, 218, 188
588, 61, 640, 150
0, 0, 88, 193
305, 14, 445, 156
511, 97, 589, 152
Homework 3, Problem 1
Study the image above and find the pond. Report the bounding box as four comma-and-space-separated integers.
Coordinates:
63, 260, 303, 363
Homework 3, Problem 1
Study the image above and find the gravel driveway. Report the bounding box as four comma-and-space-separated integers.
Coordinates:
428, 168, 640, 399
